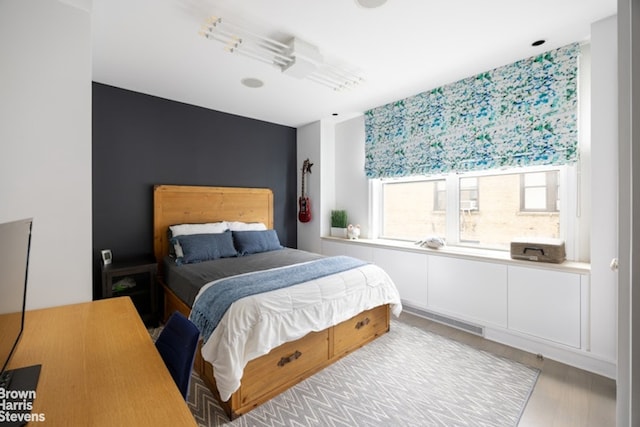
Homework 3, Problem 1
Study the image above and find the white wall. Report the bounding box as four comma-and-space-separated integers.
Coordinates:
296, 122, 323, 253
334, 117, 370, 237
590, 15, 619, 363
297, 116, 371, 248
0, 0, 92, 309
319, 120, 336, 239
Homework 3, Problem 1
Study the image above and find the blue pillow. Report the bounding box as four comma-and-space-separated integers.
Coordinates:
232, 229, 283, 256
171, 231, 237, 265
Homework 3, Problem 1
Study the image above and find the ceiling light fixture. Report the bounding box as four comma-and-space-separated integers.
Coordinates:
355, 0, 388, 8
199, 16, 364, 92
241, 77, 264, 88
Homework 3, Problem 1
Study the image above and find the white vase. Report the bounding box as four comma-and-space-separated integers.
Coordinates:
330, 227, 348, 238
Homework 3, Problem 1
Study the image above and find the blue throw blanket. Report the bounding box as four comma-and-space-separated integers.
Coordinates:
190, 255, 367, 343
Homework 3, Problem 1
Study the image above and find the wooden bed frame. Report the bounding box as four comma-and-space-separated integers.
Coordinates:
153, 184, 390, 419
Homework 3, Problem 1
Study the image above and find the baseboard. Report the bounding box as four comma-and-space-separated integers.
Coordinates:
485, 328, 617, 379
402, 304, 484, 336
401, 302, 616, 380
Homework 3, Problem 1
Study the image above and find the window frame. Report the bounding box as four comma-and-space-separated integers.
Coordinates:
459, 177, 479, 212
520, 171, 559, 212
433, 180, 446, 212
372, 164, 577, 256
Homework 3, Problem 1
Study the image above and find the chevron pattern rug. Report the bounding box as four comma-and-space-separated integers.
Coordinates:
151, 320, 538, 427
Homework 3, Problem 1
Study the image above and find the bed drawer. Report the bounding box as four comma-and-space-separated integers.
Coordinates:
333, 305, 389, 357
240, 329, 329, 405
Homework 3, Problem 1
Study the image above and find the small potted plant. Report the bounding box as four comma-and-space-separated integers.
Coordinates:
330, 210, 348, 238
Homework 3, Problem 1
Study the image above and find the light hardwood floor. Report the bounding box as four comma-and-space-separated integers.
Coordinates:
398, 312, 616, 427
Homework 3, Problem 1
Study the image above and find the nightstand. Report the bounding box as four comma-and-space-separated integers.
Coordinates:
101, 258, 158, 326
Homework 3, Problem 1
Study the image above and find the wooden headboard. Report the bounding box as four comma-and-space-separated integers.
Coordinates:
153, 185, 274, 263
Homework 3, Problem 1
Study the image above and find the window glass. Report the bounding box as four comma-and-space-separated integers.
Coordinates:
524, 172, 546, 186
524, 187, 547, 210
382, 180, 446, 240
459, 172, 560, 249
434, 181, 446, 211
521, 171, 559, 212
378, 167, 561, 251
459, 177, 479, 212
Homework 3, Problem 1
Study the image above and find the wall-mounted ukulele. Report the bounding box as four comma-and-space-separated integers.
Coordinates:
298, 158, 313, 223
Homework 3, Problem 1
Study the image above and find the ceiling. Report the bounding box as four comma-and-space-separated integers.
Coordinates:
92, 0, 616, 128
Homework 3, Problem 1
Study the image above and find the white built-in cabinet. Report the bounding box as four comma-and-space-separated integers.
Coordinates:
428, 257, 507, 329
322, 239, 373, 261
373, 248, 428, 310
322, 241, 430, 310
320, 238, 611, 378
507, 266, 583, 349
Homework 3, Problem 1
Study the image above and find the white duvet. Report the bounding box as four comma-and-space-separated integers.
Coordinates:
193, 262, 402, 401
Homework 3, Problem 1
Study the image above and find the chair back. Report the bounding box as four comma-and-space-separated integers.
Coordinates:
155, 311, 200, 400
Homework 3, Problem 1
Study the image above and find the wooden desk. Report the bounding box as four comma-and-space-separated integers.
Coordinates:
7, 297, 196, 426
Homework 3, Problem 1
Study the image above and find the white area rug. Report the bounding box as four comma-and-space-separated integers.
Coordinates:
177, 320, 539, 427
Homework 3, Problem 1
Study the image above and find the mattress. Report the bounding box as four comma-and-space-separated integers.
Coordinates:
163, 247, 325, 306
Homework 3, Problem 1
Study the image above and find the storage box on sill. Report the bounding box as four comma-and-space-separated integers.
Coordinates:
510, 238, 566, 264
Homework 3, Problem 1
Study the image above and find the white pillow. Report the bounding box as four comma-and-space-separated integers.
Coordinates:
169, 222, 228, 237
226, 221, 267, 231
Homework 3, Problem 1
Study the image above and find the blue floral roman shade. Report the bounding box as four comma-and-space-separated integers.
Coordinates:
364, 43, 580, 178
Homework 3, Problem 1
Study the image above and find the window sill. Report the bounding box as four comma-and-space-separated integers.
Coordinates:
321, 236, 590, 274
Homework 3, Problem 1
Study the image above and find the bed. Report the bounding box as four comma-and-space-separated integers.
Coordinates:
153, 184, 402, 419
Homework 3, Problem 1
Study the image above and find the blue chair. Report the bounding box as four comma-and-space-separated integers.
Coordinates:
155, 311, 200, 400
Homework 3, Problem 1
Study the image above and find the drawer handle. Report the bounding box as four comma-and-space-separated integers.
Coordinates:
523, 247, 544, 256
355, 317, 370, 329
277, 350, 302, 367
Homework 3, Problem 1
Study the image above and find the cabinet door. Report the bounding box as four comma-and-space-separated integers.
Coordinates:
428, 256, 507, 327
372, 248, 428, 309
508, 266, 581, 348
343, 244, 374, 262
321, 240, 373, 262
321, 240, 346, 257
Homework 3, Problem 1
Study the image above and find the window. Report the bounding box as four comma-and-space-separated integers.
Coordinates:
459, 177, 479, 212
382, 179, 446, 240
433, 181, 446, 211
521, 172, 559, 212
377, 166, 566, 251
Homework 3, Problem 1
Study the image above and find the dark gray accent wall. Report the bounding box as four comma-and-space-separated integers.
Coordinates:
92, 83, 297, 292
